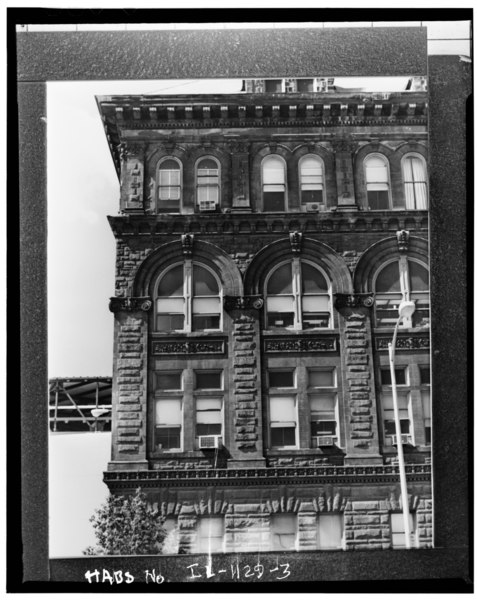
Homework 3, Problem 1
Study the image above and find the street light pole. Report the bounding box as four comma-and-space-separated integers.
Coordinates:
388, 299, 415, 549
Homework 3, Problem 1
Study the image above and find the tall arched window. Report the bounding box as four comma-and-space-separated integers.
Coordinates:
299, 155, 324, 205
196, 157, 220, 211
374, 258, 429, 327
402, 155, 428, 209
156, 262, 222, 332
365, 154, 391, 209
266, 260, 332, 329
157, 158, 181, 212
262, 155, 287, 211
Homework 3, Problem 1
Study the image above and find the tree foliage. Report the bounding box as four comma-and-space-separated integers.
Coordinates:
83, 488, 167, 555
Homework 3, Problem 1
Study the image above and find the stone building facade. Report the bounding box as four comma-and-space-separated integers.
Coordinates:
97, 75, 431, 553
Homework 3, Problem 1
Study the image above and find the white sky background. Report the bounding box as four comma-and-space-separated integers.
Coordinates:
47, 75, 414, 377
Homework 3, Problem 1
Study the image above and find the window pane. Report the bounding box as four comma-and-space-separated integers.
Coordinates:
422, 390, 431, 418
268, 263, 292, 294
301, 189, 323, 204
269, 370, 294, 388
192, 315, 220, 331
193, 265, 219, 295
409, 261, 429, 291
301, 263, 328, 293
303, 313, 330, 329
309, 369, 335, 387
156, 372, 182, 390
297, 78, 313, 92
367, 190, 390, 209
197, 158, 218, 171
192, 297, 221, 313
262, 156, 285, 184
302, 295, 329, 312
271, 514, 296, 550
376, 262, 401, 293
381, 368, 406, 385
310, 393, 336, 412
365, 156, 389, 183
156, 399, 182, 425
197, 412, 221, 424
158, 265, 184, 296
265, 79, 282, 92
263, 191, 285, 211
196, 423, 222, 436
317, 515, 343, 549
270, 396, 296, 422
197, 398, 222, 411
382, 392, 409, 410
156, 314, 184, 331
157, 297, 185, 312
268, 313, 294, 328
160, 159, 180, 171
195, 371, 222, 389
196, 517, 224, 553
420, 366, 431, 385
271, 427, 296, 447
155, 427, 181, 450
311, 420, 336, 436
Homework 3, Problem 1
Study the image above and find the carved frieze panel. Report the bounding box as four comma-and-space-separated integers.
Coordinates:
375, 335, 430, 351
264, 336, 338, 353
152, 339, 226, 355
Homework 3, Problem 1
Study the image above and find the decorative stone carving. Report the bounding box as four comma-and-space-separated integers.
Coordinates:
334, 293, 374, 309
227, 140, 249, 154
396, 229, 410, 252
264, 336, 337, 353
375, 336, 430, 350
224, 296, 264, 311
332, 137, 357, 154
289, 231, 302, 254
181, 233, 194, 256
109, 296, 152, 313
152, 339, 226, 355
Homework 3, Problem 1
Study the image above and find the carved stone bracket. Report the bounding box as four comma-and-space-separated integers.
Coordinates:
181, 233, 194, 257
289, 231, 302, 254
109, 296, 152, 313
396, 229, 410, 253
334, 293, 374, 309
224, 295, 264, 312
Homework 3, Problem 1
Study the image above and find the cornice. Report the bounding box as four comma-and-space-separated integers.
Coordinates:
104, 463, 431, 489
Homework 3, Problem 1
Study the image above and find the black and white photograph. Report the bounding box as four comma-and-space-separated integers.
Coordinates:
11, 7, 472, 593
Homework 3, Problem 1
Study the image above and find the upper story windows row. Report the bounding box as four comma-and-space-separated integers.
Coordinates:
151, 150, 428, 214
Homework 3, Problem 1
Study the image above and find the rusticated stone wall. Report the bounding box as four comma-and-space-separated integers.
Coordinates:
114, 240, 151, 296
110, 311, 149, 467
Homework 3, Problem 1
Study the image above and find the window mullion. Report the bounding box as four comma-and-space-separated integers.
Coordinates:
292, 258, 302, 330
184, 260, 192, 332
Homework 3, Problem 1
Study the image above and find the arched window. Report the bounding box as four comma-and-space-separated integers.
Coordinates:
374, 258, 429, 327
266, 260, 332, 330
196, 157, 220, 211
262, 155, 287, 211
402, 155, 428, 209
156, 262, 222, 332
157, 158, 181, 212
299, 155, 324, 206
365, 154, 391, 210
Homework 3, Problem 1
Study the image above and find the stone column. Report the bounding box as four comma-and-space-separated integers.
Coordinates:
297, 503, 318, 551
224, 297, 266, 468
119, 142, 145, 213
344, 500, 391, 550
178, 506, 198, 554
332, 137, 357, 208
335, 294, 383, 465
107, 296, 152, 471
416, 498, 433, 548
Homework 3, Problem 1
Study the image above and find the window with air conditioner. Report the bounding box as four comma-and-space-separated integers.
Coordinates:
157, 158, 181, 212
196, 157, 220, 211
364, 154, 391, 209
308, 368, 339, 448
374, 259, 429, 328
155, 262, 222, 333
381, 391, 413, 446
402, 154, 428, 210
262, 155, 287, 212
265, 260, 332, 330
195, 397, 222, 448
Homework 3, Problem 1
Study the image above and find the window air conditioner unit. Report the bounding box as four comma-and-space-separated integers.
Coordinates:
313, 435, 336, 447
198, 200, 217, 212
391, 434, 413, 446
199, 435, 222, 449
306, 202, 324, 212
